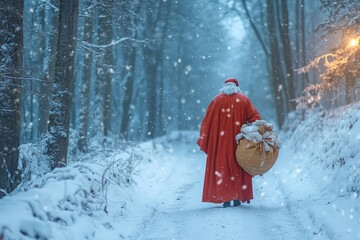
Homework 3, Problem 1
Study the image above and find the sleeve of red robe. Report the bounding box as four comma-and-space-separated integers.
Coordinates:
246, 98, 261, 123
197, 99, 215, 154
197, 95, 261, 154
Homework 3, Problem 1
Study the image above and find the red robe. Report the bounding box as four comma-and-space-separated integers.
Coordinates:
197, 92, 261, 203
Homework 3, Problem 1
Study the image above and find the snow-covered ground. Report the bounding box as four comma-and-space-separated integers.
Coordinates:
1, 104, 360, 240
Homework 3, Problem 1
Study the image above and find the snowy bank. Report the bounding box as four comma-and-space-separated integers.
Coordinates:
0, 132, 198, 240
272, 102, 360, 239
282, 103, 360, 197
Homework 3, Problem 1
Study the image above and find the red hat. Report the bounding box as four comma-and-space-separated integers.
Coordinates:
224, 78, 239, 87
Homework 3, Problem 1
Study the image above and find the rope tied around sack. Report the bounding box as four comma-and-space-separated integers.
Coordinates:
235, 120, 281, 152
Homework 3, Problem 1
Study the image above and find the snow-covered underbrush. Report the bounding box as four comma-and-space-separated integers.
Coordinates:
0, 134, 171, 239
282, 102, 360, 198
273, 102, 360, 239
0, 131, 198, 240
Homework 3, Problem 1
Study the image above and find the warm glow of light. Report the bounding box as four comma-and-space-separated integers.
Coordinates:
350, 39, 358, 47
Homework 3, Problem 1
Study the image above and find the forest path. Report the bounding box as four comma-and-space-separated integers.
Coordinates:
135, 139, 322, 240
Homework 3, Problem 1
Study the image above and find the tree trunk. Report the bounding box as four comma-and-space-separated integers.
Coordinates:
177, 54, 183, 130
119, 52, 136, 139
119, 2, 141, 140
274, 0, 290, 113
102, 42, 113, 137
157, 1, 171, 136
46, 0, 79, 170
39, 2, 59, 138
300, 0, 309, 89
78, 1, 93, 152
345, 49, 358, 105
345, 71, 355, 105
37, 5, 47, 139
295, 0, 300, 96
143, 46, 158, 138
280, 0, 296, 110
22, 1, 36, 143
0, 0, 24, 197
267, 0, 286, 127
143, 0, 168, 139
30, 77, 35, 141
158, 69, 165, 136
143, 2, 160, 139
95, 2, 114, 138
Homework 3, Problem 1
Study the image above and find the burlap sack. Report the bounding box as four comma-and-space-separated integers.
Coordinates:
235, 138, 279, 176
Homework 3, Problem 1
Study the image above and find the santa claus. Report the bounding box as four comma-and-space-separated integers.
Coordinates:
197, 78, 261, 207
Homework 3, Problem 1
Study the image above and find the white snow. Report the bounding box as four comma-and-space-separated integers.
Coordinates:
236, 120, 281, 151
1, 103, 360, 239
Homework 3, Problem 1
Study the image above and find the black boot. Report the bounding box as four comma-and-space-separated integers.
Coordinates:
233, 199, 241, 207
223, 201, 230, 208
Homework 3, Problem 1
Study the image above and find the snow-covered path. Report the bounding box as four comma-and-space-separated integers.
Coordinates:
135, 136, 324, 240
1, 131, 359, 239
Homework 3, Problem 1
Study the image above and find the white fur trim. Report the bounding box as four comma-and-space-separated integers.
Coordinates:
220, 82, 241, 95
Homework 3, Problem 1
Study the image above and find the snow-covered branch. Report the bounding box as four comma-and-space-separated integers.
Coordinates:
80, 37, 145, 49
40, 0, 59, 12
295, 39, 360, 108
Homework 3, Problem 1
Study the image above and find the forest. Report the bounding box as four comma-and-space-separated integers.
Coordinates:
0, 0, 360, 239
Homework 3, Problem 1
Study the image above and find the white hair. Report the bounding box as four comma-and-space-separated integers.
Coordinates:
220, 82, 241, 95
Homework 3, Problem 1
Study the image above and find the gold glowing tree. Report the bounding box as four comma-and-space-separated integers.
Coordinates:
295, 0, 360, 108
296, 36, 360, 108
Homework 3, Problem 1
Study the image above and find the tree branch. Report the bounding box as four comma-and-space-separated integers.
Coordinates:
237, 0, 270, 57
80, 37, 145, 49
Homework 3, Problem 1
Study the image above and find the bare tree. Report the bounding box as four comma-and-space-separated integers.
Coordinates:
46, 0, 79, 169
94, 0, 114, 138
267, 0, 286, 127
0, 0, 24, 197
119, 1, 141, 140
234, 0, 288, 127
142, 0, 170, 138
300, 0, 309, 90
278, 0, 296, 110
38, 1, 59, 139
157, 1, 171, 136
78, 0, 94, 152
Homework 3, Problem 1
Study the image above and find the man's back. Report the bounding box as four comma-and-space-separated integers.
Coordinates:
198, 79, 261, 205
